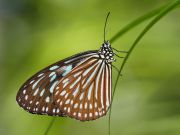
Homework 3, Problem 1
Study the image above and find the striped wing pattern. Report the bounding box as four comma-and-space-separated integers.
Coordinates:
16, 51, 99, 117
16, 48, 112, 121
53, 57, 112, 121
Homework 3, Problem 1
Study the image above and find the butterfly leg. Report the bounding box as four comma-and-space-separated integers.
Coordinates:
112, 65, 122, 76
112, 47, 128, 53
114, 53, 124, 59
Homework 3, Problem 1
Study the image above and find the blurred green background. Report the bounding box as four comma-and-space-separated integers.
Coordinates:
0, 0, 180, 135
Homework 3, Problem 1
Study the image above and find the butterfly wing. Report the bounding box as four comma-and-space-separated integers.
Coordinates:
53, 58, 112, 121
16, 50, 99, 116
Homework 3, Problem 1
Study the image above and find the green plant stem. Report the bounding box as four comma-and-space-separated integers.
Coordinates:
44, 117, 56, 135
110, 2, 180, 44
109, 0, 180, 135
110, 5, 165, 43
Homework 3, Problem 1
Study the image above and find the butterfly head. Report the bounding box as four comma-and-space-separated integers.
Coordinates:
98, 41, 115, 63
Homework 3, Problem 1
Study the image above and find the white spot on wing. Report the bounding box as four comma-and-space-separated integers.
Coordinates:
25, 95, 28, 100
38, 73, 44, 77
32, 76, 44, 89
65, 99, 70, 104
55, 91, 59, 95
80, 104, 83, 109
95, 102, 97, 108
74, 71, 82, 77
53, 109, 56, 113
62, 65, 72, 76
18, 98, 21, 102
73, 85, 80, 97
63, 81, 69, 88
74, 103, 78, 108
36, 102, 39, 105
49, 72, 55, 77
23, 89, 26, 94
78, 113, 81, 117
45, 96, 50, 103
82, 78, 86, 85
46, 107, 49, 112
64, 93, 68, 99
79, 92, 84, 100
50, 81, 59, 93
57, 99, 60, 103
30, 80, 34, 84
88, 83, 93, 100
50, 74, 57, 82
40, 89, 45, 97
42, 106, 45, 111
67, 107, 70, 113
70, 76, 81, 89
57, 109, 60, 113
85, 102, 88, 109
33, 88, 39, 96
62, 78, 69, 84
60, 91, 66, 96
89, 104, 92, 109
49, 65, 59, 70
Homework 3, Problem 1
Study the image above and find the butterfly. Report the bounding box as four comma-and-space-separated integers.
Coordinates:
16, 12, 125, 121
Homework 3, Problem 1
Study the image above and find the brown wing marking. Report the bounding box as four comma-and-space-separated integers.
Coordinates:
54, 59, 112, 121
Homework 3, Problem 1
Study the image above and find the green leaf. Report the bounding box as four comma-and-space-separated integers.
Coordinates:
109, 1, 180, 135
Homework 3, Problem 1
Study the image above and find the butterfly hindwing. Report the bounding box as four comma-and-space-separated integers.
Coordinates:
53, 57, 112, 121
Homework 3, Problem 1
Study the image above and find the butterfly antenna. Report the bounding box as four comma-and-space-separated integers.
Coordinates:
104, 12, 110, 42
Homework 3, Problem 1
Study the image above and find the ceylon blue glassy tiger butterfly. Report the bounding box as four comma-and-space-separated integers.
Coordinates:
16, 12, 126, 121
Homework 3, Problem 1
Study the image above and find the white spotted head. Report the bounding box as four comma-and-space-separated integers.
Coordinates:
98, 41, 115, 63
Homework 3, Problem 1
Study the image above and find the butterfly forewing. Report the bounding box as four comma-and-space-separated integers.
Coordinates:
16, 51, 99, 116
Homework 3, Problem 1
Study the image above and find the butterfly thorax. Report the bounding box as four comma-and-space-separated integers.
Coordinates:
98, 41, 115, 63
